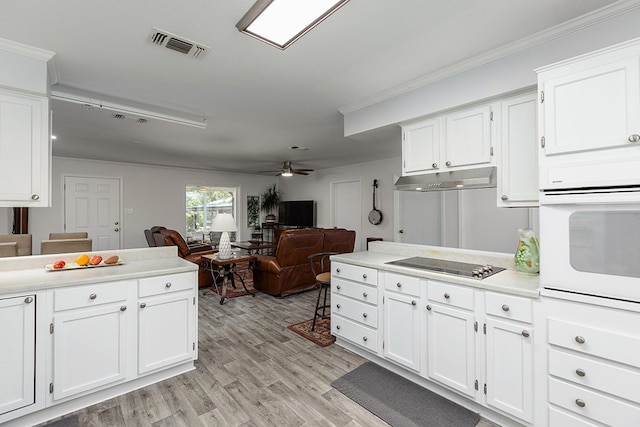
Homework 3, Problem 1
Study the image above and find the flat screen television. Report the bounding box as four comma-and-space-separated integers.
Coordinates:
278, 200, 315, 227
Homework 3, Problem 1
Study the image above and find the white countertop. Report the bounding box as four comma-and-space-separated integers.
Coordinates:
332, 242, 539, 298
0, 247, 198, 296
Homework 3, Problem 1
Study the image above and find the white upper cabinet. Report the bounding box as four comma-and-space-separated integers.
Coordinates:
401, 102, 495, 176
496, 92, 538, 207
0, 89, 50, 207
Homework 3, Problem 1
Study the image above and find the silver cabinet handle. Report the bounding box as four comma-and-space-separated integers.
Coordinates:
89, 293, 97, 300
576, 368, 586, 377
362, 292, 368, 298
336, 285, 341, 290
336, 268, 341, 273
502, 304, 510, 312
31, 194, 39, 200
396, 282, 402, 288
575, 336, 586, 344
336, 304, 341, 309
363, 313, 368, 318
521, 330, 530, 337
165, 282, 172, 288
120, 305, 127, 311
24, 296, 33, 304
362, 274, 367, 279
445, 161, 452, 167
628, 134, 640, 142
362, 336, 368, 342
575, 399, 586, 408
432, 162, 438, 169
444, 293, 450, 299
426, 305, 432, 311
501, 195, 508, 201
140, 302, 146, 308
411, 300, 417, 306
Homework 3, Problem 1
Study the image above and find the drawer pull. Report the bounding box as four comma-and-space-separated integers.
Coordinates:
336, 304, 341, 309
444, 293, 450, 299
575, 399, 586, 408
411, 300, 417, 306
89, 293, 97, 300
337, 285, 341, 290
336, 268, 341, 273
363, 313, 368, 318
336, 325, 341, 330
24, 297, 33, 304
576, 368, 586, 377
362, 336, 368, 342
426, 305, 432, 311
165, 282, 172, 288
362, 274, 367, 279
362, 292, 368, 298
140, 302, 147, 308
628, 134, 640, 143
575, 336, 586, 344
502, 304, 510, 311
120, 305, 127, 312
396, 282, 402, 288
521, 330, 530, 337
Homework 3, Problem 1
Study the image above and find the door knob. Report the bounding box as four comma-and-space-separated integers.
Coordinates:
399, 229, 404, 234
114, 227, 120, 232
114, 221, 119, 225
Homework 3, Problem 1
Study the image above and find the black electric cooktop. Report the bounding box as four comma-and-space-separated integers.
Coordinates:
386, 257, 505, 280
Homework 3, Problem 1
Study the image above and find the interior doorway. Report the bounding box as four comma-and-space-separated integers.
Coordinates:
63, 175, 121, 251
331, 180, 362, 252
394, 189, 442, 246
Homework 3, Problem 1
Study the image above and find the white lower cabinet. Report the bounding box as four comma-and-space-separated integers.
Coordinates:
49, 280, 133, 401
383, 272, 421, 371
0, 294, 36, 415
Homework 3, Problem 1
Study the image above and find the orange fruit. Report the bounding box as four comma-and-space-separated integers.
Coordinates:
75, 254, 90, 266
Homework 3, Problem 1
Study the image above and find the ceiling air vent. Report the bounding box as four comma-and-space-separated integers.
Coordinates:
150, 27, 210, 59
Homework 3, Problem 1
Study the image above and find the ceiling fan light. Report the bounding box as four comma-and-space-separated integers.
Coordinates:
236, 0, 351, 49
281, 171, 293, 177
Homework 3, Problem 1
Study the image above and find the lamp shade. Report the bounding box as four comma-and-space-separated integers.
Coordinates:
211, 213, 238, 232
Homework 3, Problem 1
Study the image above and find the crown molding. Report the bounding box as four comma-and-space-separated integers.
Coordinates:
339, 0, 640, 115
0, 37, 55, 62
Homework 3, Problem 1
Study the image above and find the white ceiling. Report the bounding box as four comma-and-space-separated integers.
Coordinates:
0, 0, 619, 175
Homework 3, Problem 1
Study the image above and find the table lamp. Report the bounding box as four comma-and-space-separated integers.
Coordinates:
211, 213, 238, 259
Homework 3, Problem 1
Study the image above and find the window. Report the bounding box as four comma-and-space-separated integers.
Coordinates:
186, 186, 236, 242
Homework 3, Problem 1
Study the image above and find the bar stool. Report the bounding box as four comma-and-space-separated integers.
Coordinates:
308, 252, 338, 331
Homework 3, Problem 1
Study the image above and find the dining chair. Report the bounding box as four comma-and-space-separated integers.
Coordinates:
308, 252, 339, 331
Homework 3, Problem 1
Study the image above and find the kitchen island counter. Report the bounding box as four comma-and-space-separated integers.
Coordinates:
331, 241, 539, 298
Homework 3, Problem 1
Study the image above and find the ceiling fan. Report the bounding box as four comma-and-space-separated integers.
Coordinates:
259, 161, 314, 176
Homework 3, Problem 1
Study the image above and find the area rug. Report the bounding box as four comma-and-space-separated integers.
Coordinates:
287, 317, 336, 347
332, 362, 481, 427
206, 261, 255, 299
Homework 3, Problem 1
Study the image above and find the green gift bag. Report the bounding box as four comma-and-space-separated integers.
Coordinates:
514, 228, 540, 275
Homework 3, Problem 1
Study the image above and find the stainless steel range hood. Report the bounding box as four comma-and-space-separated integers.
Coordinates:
394, 166, 497, 191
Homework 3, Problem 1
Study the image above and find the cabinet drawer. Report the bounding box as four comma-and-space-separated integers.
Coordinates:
549, 348, 640, 404
485, 292, 532, 323
384, 272, 421, 297
427, 281, 474, 310
139, 272, 195, 298
549, 407, 601, 427
332, 262, 377, 285
333, 294, 378, 328
549, 377, 640, 427
548, 318, 640, 368
53, 280, 129, 311
333, 277, 377, 305
332, 315, 378, 352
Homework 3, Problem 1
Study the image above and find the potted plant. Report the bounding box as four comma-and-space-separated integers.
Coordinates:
260, 183, 280, 223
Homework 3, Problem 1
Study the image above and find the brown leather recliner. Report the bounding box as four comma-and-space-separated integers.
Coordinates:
253, 228, 356, 297
153, 228, 216, 288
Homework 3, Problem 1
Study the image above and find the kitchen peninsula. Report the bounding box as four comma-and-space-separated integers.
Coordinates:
330, 241, 539, 427
0, 246, 198, 426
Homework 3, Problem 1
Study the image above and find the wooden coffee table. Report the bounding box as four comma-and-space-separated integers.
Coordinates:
202, 253, 257, 304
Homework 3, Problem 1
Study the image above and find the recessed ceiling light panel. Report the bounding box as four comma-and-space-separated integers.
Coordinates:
236, 0, 350, 49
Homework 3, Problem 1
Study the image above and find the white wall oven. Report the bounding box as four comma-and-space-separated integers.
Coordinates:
540, 187, 640, 303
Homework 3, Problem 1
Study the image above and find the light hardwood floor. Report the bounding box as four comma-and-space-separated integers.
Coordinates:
44, 287, 499, 427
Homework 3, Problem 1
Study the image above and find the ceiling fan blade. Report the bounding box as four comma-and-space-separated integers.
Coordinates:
293, 168, 314, 172
292, 170, 309, 175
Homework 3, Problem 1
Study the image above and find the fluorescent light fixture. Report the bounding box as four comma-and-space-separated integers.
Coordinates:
236, 0, 351, 49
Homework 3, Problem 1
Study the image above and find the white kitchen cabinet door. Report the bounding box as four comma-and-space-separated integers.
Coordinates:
497, 92, 538, 207
138, 290, 195, 374
0, 89, 50, 207
401, 118, 441, 175
485, 317, 534, 423
0, 295, 35, 415
52, 303, 130, 401
383, 291, 420, 371
444, 104, 494, 169
540, 56, 640, 157
426, 302, 477, 398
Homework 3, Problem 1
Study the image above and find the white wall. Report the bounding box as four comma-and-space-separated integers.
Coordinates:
0, 156, 277, 253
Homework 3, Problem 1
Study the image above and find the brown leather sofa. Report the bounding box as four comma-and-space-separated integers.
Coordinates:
152, 227, 216, 288
252, 228, 356, 297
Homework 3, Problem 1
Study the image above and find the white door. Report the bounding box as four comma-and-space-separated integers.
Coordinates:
445, 104, 493, 168
64, 176, 121, 251
395, 189, 442, 245
331, 180, 362, 252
